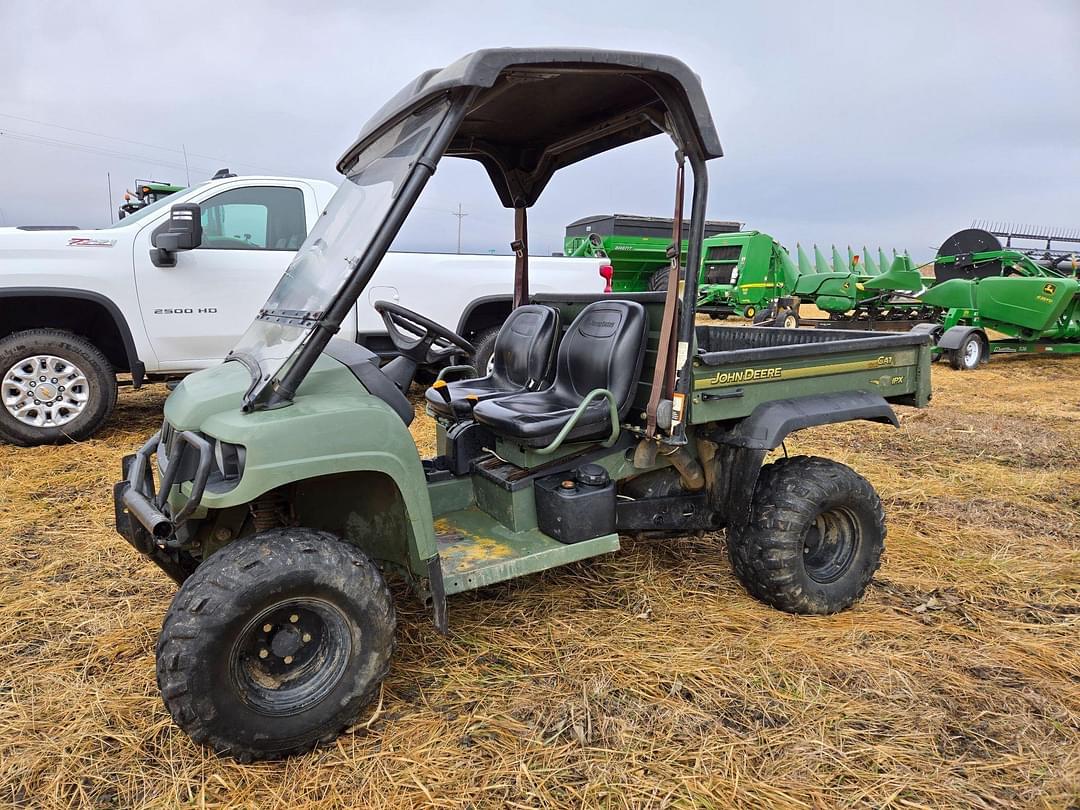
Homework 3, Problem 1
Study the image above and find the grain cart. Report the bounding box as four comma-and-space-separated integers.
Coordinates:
564, 213, 740, 292
921, 228, 1080, 368
114, 48, 932, 760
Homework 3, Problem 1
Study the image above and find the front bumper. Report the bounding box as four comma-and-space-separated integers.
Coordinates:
113, 428, 212, 583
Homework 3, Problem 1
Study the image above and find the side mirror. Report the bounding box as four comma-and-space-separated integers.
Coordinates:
150, 203, 203, 267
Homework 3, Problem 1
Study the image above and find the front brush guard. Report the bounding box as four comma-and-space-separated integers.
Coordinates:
115, 428, 212, 550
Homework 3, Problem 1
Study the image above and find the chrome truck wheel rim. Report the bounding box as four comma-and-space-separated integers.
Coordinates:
2, 355, 90, 428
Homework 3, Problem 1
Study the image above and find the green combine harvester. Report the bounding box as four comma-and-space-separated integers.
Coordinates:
564, 214, 740, 292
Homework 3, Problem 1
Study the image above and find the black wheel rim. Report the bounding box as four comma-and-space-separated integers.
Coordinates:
229, 598, 353, 716
801, 506, 861, 584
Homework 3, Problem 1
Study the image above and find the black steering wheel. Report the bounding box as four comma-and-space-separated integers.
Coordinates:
374, 300, 475, 365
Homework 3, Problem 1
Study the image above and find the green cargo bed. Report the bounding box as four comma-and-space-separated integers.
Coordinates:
690, 325, 932, 422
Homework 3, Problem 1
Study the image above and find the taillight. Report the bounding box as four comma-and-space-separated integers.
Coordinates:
599, 264, 613, 293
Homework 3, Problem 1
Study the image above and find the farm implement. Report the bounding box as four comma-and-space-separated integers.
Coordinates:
694, 230, 925, 327
564, 213, 740, 292
921, 228, 1080, 369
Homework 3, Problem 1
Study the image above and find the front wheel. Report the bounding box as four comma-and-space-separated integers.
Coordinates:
727, 456, 885, 614
0, 329, 117, 446
156, 528, 396, 761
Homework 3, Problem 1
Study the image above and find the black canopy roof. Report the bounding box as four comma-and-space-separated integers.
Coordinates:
337, 48, 723, 207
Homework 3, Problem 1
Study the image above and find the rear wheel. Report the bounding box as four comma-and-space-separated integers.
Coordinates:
727, 456, 885, 614
156, 528, 395, 761
948, 333, 985, 370
648, 267, 670, 291
0, 329, 117, 446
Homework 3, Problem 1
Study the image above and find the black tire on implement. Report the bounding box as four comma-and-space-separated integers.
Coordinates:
727, 455, 885, 614
0, 328, 117, 446
647, 267, 670, 291
948, 333, 984, 371
156, 528, 396, 761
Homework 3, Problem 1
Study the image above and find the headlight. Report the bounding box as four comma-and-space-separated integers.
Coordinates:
212, 440, 246, 481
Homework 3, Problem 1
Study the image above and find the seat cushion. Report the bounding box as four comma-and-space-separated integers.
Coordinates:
424, 304, 559, 419
424, 375, 506, 418
473, 300, 648, 447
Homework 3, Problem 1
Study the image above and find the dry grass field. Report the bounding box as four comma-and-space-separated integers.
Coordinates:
0, 352, 1077, 808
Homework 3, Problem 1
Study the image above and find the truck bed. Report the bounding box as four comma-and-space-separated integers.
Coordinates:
690, 325, 932, 423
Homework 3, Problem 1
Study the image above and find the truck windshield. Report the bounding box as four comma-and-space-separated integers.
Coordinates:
228, 98, 450, 394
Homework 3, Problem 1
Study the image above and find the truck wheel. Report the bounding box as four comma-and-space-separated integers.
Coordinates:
0, 329, 117, 446
648, 267, 670, 291
156, 528, 396, 761
727, 456, 885, 614
948, 333, 984, 370
470, 327, 499, 376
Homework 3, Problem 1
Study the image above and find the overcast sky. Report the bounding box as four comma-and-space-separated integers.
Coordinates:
2, 1, 1077, 261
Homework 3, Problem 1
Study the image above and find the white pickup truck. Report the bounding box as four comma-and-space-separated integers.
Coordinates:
0, 174, 608, 445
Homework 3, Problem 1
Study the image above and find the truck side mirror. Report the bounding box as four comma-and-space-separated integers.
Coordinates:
150, 203, 203, 267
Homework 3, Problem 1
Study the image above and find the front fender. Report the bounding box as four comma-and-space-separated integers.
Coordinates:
164, 357, 437, 572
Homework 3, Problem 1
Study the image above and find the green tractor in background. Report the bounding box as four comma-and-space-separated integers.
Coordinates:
564, 213, 740, 292
118, 179, 185, 219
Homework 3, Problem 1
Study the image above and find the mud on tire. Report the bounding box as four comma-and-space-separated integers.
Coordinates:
156, 528, 396, 761
727, 455, 885, 614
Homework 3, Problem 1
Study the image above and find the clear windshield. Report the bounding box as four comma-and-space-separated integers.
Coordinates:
228, 99, 450, 394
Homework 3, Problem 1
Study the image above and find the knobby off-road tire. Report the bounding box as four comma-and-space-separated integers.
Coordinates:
727, 456, 885, 614
0, 329, 117, 446
156, 528, 396, 761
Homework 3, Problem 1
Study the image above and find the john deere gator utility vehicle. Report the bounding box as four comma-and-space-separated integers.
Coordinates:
115, 48, 933, 760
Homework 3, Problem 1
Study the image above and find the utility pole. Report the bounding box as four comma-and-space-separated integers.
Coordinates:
181, 143, 191, 185
452, 203, 467, 254
106, 172, 114, 224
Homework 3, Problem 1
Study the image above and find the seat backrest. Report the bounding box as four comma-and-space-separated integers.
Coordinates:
552, 300, 648, 417
489, 304, 560, 389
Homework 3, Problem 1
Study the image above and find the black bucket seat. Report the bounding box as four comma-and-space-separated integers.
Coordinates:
472, 300, 648, 447
424, 304, 560, 419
